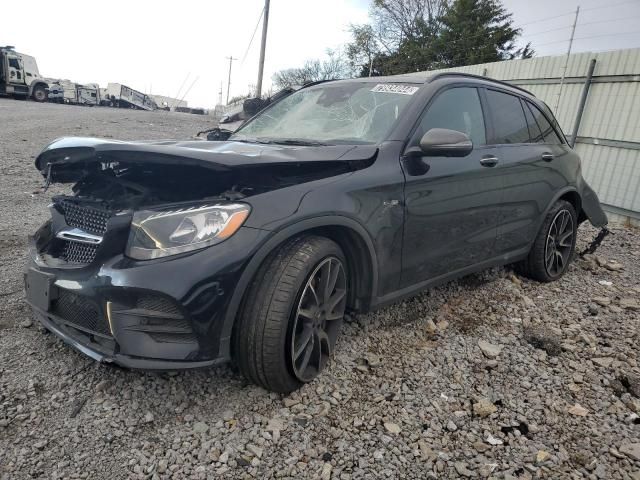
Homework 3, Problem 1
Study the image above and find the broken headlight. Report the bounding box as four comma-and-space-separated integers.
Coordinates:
126, 203, 250, 260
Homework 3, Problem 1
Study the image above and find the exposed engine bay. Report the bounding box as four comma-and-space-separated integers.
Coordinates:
32, 155, 366, 266
31, 137, 378, 266
62, 160, 355, 210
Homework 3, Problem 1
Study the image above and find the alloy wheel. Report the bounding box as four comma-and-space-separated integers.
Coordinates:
544, 209, 574, 277
290, 256, 347, 382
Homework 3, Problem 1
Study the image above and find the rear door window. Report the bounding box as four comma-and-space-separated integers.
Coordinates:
413, 86, 486, 146
485, 89, 530, 144
525, 101, 563, 144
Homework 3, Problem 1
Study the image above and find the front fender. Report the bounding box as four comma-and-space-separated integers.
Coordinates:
28, 81, 48, 95
217, 215, 379, 361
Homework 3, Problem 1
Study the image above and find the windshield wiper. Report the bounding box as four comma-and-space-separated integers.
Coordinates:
229, 136, 272, 144
261, 138, 330, 146
230, 137, 330, 146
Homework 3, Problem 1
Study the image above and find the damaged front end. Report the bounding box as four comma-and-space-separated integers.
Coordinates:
31, 136, 375, 267
26, 137, 375, 367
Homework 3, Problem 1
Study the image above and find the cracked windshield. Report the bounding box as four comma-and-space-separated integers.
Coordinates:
233, 83, 418, 144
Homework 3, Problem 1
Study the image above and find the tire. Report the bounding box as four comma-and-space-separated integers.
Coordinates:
233, 236, 348, 393
517, 200, 577, 282
32, 85, 47, 102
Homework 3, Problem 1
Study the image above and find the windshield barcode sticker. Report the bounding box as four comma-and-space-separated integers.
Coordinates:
371, 84, 419, 95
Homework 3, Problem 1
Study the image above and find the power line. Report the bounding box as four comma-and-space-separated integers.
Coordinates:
575, 30, 640, 41
527, 25, 572, 37
578, 14, 640, 28
581, 0, 639, 12
518, 11, 576, 28
241, 6, 265, 65
534, 29, 640, 47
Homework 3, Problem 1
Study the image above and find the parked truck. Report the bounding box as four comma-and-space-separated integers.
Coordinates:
47, 79, 101, 105
0, 46, 48, 101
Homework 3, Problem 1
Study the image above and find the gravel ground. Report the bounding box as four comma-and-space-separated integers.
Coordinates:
0, 98, 639, 480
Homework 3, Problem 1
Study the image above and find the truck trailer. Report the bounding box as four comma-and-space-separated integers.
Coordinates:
0, 46, 48, 101
104, 83, 157, 110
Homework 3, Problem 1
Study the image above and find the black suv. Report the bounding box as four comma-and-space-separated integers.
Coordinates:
25, 73, 607, 392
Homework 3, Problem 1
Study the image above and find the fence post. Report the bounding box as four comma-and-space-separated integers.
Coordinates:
570, 58, 597, 148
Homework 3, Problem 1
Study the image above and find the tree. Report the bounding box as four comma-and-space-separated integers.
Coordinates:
434, 0, 529, 67
346, 0, 449, 76
346, 24, 379, 77
510, 42, 535, 60
346, 0, 533, 76
272, 50, 352, 89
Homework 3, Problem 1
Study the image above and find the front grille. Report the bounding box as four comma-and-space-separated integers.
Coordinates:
61, 240, 100, 264
136, 295, 181, 315
58, 199, 109, 235
52, 289, 111, 336
53, 198, 111, 264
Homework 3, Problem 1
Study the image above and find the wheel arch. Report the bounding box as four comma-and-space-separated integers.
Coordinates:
29, 81, 48, 98
558, 190, 583, 223
527, 187, 582, 251
218, 216, 379, 360
542, 187, 581, 224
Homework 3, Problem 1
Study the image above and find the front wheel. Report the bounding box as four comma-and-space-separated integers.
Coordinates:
517, 200, 577, 282
233, 236, 348, 393
32, 85, 47, 102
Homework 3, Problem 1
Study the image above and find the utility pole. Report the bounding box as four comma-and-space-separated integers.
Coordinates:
226, 56, 238, 105
555, 5, 580, 111
255, 0, 270, 98
218, 81, 223, 106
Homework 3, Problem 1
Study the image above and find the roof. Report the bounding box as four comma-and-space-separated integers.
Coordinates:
324, 74, 427, 85
322, 72, 535, 97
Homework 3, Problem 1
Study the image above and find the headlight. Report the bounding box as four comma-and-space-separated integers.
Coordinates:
126, 203, 250, 260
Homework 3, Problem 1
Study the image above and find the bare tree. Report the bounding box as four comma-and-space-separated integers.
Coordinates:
346, 0, 449, 75
272, 50, 353, 89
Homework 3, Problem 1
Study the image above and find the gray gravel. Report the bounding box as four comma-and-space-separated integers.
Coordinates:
1, 98, 639, 479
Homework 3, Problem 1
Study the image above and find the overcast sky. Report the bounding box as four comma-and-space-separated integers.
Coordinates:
3, 0, 639, 108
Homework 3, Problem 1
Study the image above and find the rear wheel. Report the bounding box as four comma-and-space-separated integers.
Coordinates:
32, 84, 47, 102
233, 236, 348, 393
517, 200, 577, 282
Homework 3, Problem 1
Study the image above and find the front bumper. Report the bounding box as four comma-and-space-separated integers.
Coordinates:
32, 307, 224, 369
25, 226, 269, 368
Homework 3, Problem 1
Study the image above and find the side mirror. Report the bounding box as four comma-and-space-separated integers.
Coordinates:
420, 128, 473, 157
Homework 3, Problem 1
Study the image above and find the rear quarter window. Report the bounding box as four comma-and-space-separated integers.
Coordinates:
525, 101, 563, 145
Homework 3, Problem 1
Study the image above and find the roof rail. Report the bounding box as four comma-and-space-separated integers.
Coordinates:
427, 72, 534, 96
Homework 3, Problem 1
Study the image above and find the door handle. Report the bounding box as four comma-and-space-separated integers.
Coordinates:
542, 152, 554, 162
479, 155, 499, 167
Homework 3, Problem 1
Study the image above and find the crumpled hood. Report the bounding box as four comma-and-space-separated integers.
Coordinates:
35, 137, 378, 180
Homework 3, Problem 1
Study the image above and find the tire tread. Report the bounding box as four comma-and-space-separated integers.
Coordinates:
234, 235, 344, 393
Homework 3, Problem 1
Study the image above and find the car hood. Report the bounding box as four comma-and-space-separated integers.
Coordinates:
35, 137, 378, 182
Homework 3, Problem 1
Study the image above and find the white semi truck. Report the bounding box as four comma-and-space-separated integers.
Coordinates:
0, 46, 48, 101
